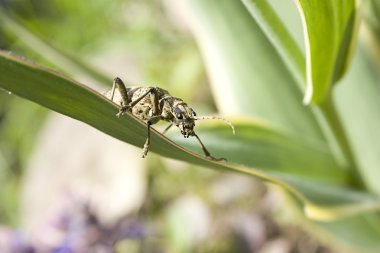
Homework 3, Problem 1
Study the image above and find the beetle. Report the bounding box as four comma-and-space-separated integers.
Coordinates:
107, 77, 235, 161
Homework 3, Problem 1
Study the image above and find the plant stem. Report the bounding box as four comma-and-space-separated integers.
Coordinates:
319, 94, 365, 189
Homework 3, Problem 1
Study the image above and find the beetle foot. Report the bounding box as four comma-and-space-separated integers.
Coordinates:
206, 155, 227, 162
116, 105, 131, 117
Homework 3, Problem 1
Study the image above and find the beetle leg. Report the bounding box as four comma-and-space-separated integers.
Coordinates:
142, 115, 163, 158
112, 77, 160, 117
128, 88, 156, 108
193, 133, 226, 162
112, 77, 133, 117
112, 77, 130, 105
162, 123, 173, 134
117, 87, 159, 118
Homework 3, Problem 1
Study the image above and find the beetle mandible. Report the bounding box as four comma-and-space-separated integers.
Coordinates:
107, 77, 235, 161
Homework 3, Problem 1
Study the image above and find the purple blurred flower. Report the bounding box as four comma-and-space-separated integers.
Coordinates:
0, 200, 148, 253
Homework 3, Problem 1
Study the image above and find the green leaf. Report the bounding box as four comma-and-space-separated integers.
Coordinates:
180, 0, 323, 140
183, 0, 363, 187
240, 0, 305, 89
296, 0, 359, 104
1, 50, 379, 221
334, 47, 380, 195
0, 10, 110, 86
316, 213, 380, 252
178, 1, 380, 249
173, 120, 345, 185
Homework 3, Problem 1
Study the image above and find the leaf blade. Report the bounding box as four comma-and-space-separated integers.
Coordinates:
180, 0, 323, 140
240, 0, 305, 88
0, 50, 379, 220
296, 0, 359, 104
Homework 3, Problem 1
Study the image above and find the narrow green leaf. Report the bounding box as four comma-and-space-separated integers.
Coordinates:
0, 9, 110, 86
296, 0, 359, 104
316, 213, 380, 252
173, 120, 346, 184
0, 51, 379, 220
334, 47, 380, 195
240, 0, 305, 89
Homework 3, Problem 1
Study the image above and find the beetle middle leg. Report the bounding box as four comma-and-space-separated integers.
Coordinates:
140, 89, 161, 157
142, 115, 163, 158
118, 88, 156, 117
113, 82, 159, 118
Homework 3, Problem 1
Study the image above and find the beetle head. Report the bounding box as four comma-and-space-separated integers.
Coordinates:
172, 102, 196, 138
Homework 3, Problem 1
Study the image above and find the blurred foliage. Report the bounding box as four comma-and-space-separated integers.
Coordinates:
0, 94, 46, 224
0, 0, 210, 225
0, 2, 225, 253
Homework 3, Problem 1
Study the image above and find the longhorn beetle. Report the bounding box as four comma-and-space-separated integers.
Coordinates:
108, 77, 235, 161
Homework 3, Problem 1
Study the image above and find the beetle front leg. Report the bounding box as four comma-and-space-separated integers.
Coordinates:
111, 77, 132, 117
193, 133, 226, 162
162, 123, 173, 134
142, 115, 162, 158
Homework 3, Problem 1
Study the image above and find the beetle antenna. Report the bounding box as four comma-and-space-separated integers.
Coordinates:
195, 116, 235, 135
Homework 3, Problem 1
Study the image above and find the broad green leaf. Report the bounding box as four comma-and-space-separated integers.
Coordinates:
1, 51, 379, 221
179, 0, 380, 250
239, 0, 366, 190
173, 121, 345, 184
185, 0, 364, 183
180, 2, 361, 190
296, 0, 359, 104
180, 0, 323, 141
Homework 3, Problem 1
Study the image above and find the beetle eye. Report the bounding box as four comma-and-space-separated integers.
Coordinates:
174, 107, 182, 119
192, 111, 196, 117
